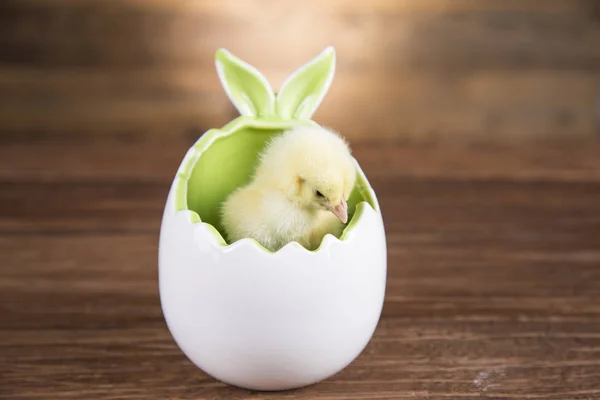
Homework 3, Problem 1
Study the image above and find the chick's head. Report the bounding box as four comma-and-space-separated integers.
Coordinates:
254, 125, 357, 223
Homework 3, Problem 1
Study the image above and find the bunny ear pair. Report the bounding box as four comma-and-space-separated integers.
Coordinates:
215, 47, 336, 120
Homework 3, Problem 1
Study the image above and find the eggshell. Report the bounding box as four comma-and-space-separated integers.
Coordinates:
158, 150, 387, 391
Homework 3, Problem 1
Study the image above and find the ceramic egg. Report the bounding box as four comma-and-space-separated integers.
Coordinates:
158, 47, 387, 391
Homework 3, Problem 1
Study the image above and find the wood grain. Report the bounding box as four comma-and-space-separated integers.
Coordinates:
2, 1, 600, 398
2, 141, 600, 399
3, 139, 600, 183
1, 0, 599, 141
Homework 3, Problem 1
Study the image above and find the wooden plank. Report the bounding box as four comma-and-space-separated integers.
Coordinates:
1, 224, 600, 399
2, 2, 600, 394
1, 316, 600, 398
10, 0, 597, 14
1, 142, 600, 397
0, 180, 166, 234
2, 178, 600, 305
1, 0, 599, 140
2, 218, 600, 317
2, 173, 599, 309
2, 141, 600, 183
1, 0, 598, 70
2, 319, 599, 399
0, 68, 598, 140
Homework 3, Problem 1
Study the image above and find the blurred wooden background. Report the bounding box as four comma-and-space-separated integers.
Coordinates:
3, 2, 600, 399
1, 0, 600, 144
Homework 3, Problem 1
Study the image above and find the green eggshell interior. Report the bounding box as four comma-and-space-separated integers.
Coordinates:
176, 117, 377, 251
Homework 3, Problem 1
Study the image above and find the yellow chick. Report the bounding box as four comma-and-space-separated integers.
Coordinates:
221, 125, 357, 252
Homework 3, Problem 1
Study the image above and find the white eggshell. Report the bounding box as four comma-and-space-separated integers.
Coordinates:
158, 163, 387, 391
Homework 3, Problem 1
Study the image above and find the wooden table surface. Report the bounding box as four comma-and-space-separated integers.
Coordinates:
2, 138, 600, 399
2, 1, 600, 398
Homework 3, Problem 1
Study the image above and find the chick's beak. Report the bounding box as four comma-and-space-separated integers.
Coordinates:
328, 197, 348, 223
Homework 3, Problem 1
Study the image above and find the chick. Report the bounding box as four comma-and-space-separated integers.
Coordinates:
221, 125, 357, 252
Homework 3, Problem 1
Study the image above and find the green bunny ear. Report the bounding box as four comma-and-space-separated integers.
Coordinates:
276, 46, 336, 120
215, 49, 275, 117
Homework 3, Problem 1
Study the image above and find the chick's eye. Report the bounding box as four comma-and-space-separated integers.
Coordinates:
315, 190, 324, 198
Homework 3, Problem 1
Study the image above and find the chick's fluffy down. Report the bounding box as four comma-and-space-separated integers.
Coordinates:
220, 125, 356, 252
